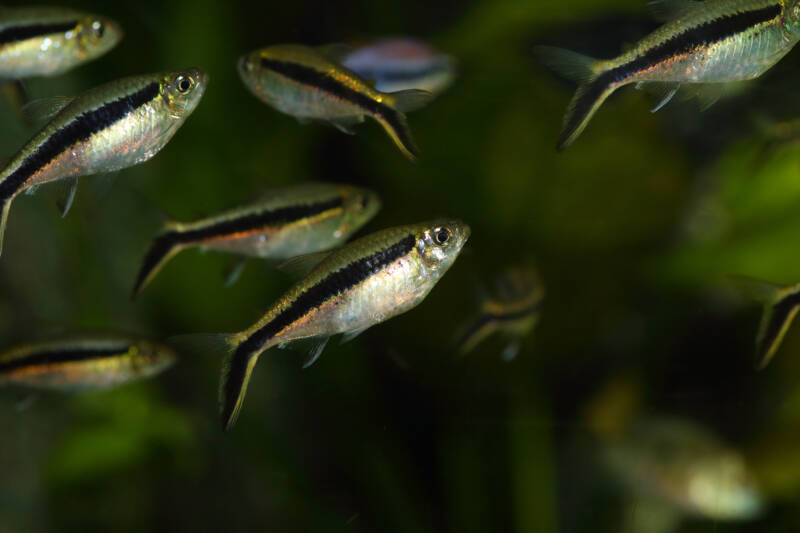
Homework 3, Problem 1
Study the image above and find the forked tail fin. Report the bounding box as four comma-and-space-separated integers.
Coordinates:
535, 46, 613, 151
220, 341, 261, 431
131, 228, 186, 298
736, 276, 800, 369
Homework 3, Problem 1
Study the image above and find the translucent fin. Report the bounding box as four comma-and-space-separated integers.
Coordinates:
224, 257, 248, 287
341, 326, 370, 344
501, 340, 521, 362
534, 45, 597, 85
0, 195, 14, 257
390, 89, 434, 113
302, 337, 330, 368
21, 96, 74, 125
534, 46, 609, 151
218, 337, 258, 431
24, 185, 38, 196
131, 229, 187, 298
330, 116, 362, 135
278, 250, 331, 277
317, 43, 354, 63
635, 82, 680, 113
3, 80, 28, 122
375, 109, 421, 161
648, 0, 699, 22
58, 177, 78, 218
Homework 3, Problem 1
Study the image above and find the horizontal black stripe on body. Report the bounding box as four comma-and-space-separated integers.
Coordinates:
260, 57, 396, 118
760, 290, 800, 359
132, 197, 345, 295
0, 21, 78, 45
565, 4, 782, 142
0, 345, 130, 373
0, 81, 160, 201
237, 233, 417, 355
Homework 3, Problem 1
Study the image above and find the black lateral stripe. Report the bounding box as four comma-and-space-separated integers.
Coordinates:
237, 233, 417, 356
760, 291, 800, 358
177, 197, 344, 243
0, 81, 160, 201
565, 4, 782, 140
0, 345, 130, 373
132, 197, 345, 295
0, 21, 78, 45
260, 57, 393, 117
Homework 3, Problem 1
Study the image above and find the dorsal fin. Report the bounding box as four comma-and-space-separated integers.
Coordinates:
21, 96, 74, 126
648, 0, 702, 22
317, 43, 354, 63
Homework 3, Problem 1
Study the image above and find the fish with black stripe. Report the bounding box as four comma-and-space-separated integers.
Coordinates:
456, 264, 544, 360
0, 6, 122, 79
132, 182, 381, 297
0, 336, 176, 390
537, 0, 800, 151
237, 44, 433, 160
215, 219, 470, 430
0, 67, 208, 255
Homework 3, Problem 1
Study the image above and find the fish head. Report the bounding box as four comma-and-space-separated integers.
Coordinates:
130, 340, 178, 378
415, 219, 471, 273
159, 68, 209, 118
237, 50, 268, 97
340, 186, 382, 235
75, 14, 123, 61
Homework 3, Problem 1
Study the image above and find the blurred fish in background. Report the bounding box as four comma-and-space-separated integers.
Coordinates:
456, 262, 544, 360
341, 38, 456, 97
0, 335, 175, 391
131, 182, 381, 296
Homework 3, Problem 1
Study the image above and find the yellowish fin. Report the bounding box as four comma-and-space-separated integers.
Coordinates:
740, 277, 800, 370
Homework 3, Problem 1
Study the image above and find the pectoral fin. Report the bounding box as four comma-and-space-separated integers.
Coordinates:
58, 177, 78, 218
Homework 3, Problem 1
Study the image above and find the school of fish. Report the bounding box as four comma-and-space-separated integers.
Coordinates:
1, 3, 799, 521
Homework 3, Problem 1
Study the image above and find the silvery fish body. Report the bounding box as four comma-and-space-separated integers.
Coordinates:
219, 219, 471, 430
0, 68, 208, 254
0, 336, 176, 390
540, 0, 800, 150
238, 44, 432, 160
132, 182, 381, 296
0, 6, 122, 78
342, 38, 456, 96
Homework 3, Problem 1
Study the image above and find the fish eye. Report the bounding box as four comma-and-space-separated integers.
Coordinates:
434, 227, 451, 245
177, 76, 193, 93
91, 21, 104, 38
357, 195, 368, 210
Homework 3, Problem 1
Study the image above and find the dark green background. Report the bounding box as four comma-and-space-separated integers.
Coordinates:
3, 0, 800, 531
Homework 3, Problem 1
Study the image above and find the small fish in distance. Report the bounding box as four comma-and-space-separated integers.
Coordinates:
132, 182, 381, 296
0, 336, 176, 391
456, 264, 544, 360
216, 219, 470, 430
237, 44, 433, 160
0, 68, 208, 255
537, 0, 800, 150
342, 38, 455, 97
0, 6, 122, 79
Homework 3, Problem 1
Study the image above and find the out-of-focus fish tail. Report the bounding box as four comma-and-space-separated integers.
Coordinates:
455, 315, 497, 355
0, 195, 14, 257
131, 224, 186, 298
220, 341, 261, 432
535, 46, 611, 151
741, 277, 800, 370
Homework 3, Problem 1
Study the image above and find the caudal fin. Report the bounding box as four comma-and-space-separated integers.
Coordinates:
0, 196, 14, 257
376, 108, 421, 161
735, 276, 800, 369
535, 46, 613, 151
220, 344, 261, 431
131, 228, 186, 298
455, 315, 497, 355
